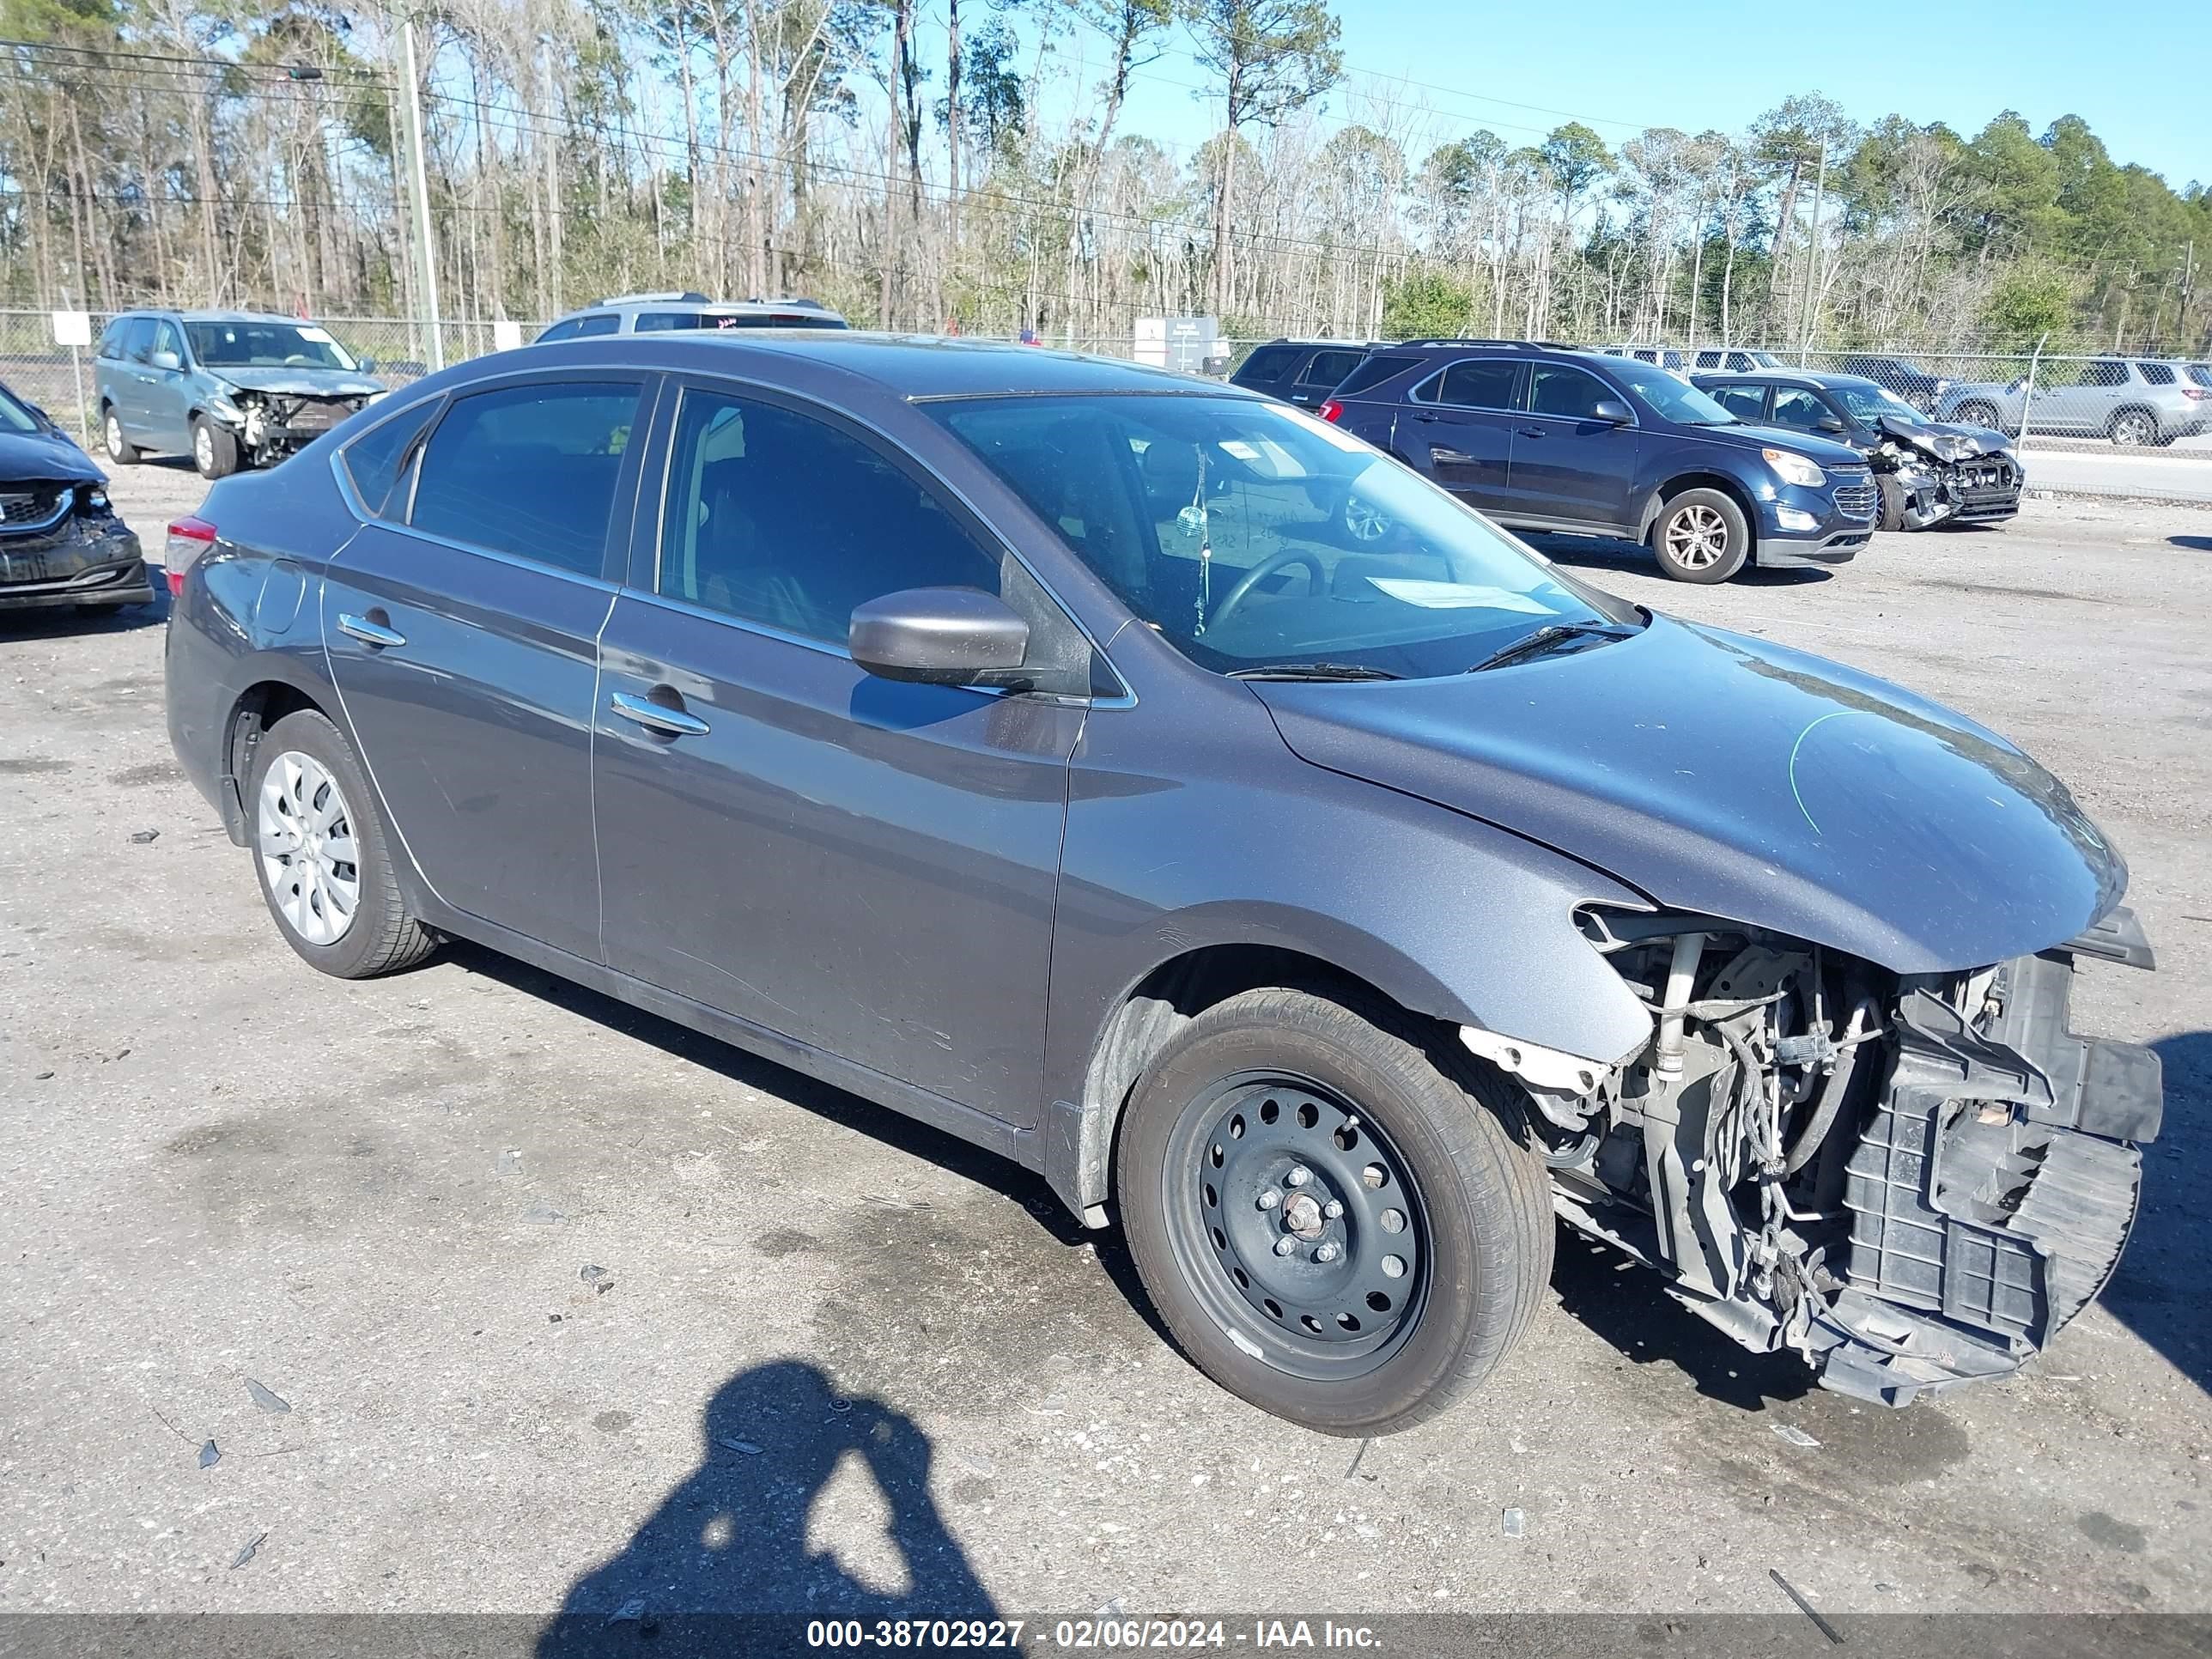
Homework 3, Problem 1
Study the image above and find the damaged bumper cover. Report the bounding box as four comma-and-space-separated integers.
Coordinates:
0, 490, 151, 609
1810, 926, 2160, 1406
1881, 417, 2024, 529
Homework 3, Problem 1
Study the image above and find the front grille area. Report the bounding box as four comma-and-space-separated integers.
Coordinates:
0, 483, 73, 534
1832, 480, 1878, 520
275, 396, 357, 433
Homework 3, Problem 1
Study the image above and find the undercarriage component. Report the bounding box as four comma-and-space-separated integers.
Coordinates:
1540, 907, 2160, 1407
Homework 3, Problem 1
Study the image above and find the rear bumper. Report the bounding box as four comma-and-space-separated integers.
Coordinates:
1809, 927, 2160, 1406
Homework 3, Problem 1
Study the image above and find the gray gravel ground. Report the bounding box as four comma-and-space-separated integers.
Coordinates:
2, 462, 2208, 1628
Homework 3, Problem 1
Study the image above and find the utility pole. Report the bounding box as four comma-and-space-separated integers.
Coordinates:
398, 17, 444, 370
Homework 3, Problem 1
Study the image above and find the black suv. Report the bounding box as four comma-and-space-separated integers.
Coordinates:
1323, 341, 1875, 583
1230, 338, 1373, 410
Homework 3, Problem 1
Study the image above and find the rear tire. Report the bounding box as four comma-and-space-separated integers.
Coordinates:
1650, 488, 1751, 583
247, 709, 436, 980
192, 415, 240, 479
1117, 987, 1553, 1437
1953, 400, 1999, 431
102, 408, 139, 465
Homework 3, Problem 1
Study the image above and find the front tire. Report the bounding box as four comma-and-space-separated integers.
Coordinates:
102, 408, 140, 465
1650, 488, 1751, 583
1876, 475, 1907, 533
1118, 988, 1553, 1437
2108, 409, 2156, 447
192, 415, 240, 479
247, 709, 436, 979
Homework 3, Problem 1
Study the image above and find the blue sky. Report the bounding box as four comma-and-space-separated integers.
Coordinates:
1078, 0, 2209, 192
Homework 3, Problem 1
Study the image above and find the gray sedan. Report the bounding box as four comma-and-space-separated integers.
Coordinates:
163, 333, 2162, 1432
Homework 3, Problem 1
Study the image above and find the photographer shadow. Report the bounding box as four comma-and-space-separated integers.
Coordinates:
538, 1358, 1000, 1656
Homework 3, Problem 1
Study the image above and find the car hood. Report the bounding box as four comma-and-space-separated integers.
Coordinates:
208, 368, 381, 398
1698, 422, 1868, 467
0, 426, 101, 485
1250, 615, 2124, 975
1879, 413, 2013, 460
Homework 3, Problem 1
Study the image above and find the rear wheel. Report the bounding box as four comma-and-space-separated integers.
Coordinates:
1650, 488, 1751, 583
102, 408, 139, 465
248, 709, 436, 979
192, 415, 240, 479
2108, 409, 2156, 447
1118, 988, 1553, 1436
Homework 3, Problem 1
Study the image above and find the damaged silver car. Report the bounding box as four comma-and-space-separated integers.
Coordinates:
1696, 370, 2022, 531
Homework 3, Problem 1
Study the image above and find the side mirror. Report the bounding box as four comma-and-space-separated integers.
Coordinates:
1817, 414, 1847, 433
850, 587, 1030, 686
1591, 398, 1633, 425
149, 349, 181, 373
356, 355, 380, 375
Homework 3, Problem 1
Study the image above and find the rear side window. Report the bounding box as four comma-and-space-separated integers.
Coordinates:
1234, 346, 1300, 386
2084, 361, 2127, 386
536, 313, 621, 343
633, 312, 707, 332
2136, 362, 2175, 385
657, 387, 998, 644
1333, 354, 1419, 398
342, 399, 443, 519
1428, 359, 1519, 410
2189, 365, 2212, 389
98, 319, 132, 358
1296, 349, 1364, 388
409, 381, 641, 574
1711, 385, 1767, 421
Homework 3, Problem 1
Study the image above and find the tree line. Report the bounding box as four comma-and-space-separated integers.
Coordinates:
3, 0, 2207, 356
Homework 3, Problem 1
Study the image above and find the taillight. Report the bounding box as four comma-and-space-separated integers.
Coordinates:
1317, 398, 1344, 423
2181, 387, 2207, 401
165, 516, 216, 597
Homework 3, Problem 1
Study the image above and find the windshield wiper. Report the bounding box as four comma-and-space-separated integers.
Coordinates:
1227, 661, 1402, 683
1467, 621, 1637, 674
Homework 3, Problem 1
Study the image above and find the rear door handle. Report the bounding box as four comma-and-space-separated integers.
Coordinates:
610, 689, 710, 738
336, 611, 407, 649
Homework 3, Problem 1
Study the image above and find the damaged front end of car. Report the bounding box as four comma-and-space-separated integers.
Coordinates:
1498, 905, 2160, 1407
207, 385, 378, 466
1875, 414, 2024, 529
0, 477, 153, 609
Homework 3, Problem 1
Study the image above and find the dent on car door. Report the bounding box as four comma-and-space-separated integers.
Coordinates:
1401, 360, 1519, 511
591, 381, 1084, 1127
322, 374, 652, 961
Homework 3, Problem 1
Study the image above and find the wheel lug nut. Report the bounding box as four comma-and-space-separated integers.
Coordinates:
1285, 1166, 1311, 1188
1322, 1200, 1344, 1219
1314, 1242, 1340, 1263
1273, 1236, 1298, 1256
1256, 1188, 1281, 1211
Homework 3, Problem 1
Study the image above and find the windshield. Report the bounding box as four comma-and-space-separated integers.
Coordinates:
1832, 381, 1928, 427
0, 384, 41, 433
185, 320, 357, 372
929, 394, 1636, 679
1604, 356, 1737, 425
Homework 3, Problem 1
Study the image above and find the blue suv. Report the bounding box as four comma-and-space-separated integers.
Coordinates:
1321, 341, 1876, 582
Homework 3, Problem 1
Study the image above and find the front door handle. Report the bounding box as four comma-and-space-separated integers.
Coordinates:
611, 689, 710, 738
336, 611, 407, 649
1516, 427, 1548, 439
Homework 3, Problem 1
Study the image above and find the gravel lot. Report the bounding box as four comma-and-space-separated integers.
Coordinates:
3, 460, 2208, 1631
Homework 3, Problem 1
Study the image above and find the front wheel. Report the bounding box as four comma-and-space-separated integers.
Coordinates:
1118, 988, 1554, 1436
1876, 476, 1907, 533
192, 415, 240, 479
1952, 401, 2000, 431
1650, 488, 1751, 583
248, 708, 437, 978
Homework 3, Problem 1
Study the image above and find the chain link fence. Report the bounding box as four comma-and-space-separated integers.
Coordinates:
7, 309, 2205, 503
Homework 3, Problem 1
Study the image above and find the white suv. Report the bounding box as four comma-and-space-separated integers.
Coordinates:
534, 292, 849, 343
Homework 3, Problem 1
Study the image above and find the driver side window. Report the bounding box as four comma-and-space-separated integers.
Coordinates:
1768, 389, 1832, 431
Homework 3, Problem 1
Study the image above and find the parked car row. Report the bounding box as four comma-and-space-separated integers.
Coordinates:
1237, 337, 1883, 583
160, 328, 2162, 1433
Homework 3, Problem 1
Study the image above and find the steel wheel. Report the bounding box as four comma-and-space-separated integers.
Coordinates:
1161, 1071, 1428, 1382
257, 750, 362, 947
1662, 502, 1729, 569
2111, 410, 2155, 447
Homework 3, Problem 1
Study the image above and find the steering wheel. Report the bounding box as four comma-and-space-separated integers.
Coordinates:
1207, 547, 1329, 629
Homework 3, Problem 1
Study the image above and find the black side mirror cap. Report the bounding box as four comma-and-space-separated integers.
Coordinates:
1592, 398, 1633, 425
850, 587, 1030, 686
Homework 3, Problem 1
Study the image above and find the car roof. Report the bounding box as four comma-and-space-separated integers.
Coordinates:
498, 331, 1253, 401
122, 308, 320, 325
1690, 368, 1885, 392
